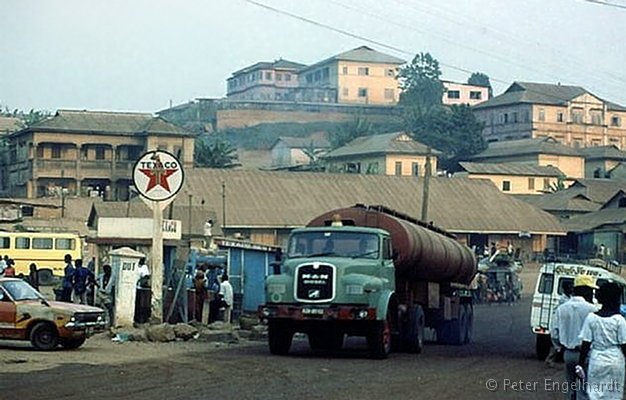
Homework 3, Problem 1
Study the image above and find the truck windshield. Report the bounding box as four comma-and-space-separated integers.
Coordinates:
288, 231, 379, 259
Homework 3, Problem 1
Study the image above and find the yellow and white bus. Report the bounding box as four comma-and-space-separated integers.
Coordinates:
0, 232, 82, 283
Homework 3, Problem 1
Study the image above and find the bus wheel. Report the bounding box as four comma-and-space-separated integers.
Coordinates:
38, 269, 54, 286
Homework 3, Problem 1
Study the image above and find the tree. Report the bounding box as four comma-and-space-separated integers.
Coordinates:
467, 72, 493, 98
194, 137, 240, 168
330, 115, 374, 148
301, 141, 326, 171
397, 52, 444, 110
0, 106, 51, 128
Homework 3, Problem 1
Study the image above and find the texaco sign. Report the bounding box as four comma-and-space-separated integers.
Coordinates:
132, 150, 184, 202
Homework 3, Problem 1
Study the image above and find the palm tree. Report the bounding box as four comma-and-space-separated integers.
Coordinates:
194, 138, 240, 168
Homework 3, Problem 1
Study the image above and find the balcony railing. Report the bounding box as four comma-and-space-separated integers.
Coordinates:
34, 159, 77, 178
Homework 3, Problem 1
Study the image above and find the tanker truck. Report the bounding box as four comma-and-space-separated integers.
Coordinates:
258, 204, 477, 359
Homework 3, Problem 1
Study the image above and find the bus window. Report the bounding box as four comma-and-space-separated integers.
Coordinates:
0, 237, 9, 249
538, 273, 554, 294
15, 237, 30, 249
32, 238, 53, 250
55, 238, 76, 250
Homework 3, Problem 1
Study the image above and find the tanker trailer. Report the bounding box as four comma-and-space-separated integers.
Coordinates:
259, 204, 477, 359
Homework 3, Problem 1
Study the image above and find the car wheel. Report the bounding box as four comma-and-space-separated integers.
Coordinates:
30, 322, 59, 350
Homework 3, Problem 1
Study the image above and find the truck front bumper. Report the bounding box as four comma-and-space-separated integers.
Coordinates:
259, 304, 377, 322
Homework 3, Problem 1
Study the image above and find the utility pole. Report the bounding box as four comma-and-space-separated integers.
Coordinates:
421, 148, 432, 223
221, 181, 226, 234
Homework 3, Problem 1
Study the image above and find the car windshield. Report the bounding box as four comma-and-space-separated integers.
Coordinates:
287, 231, 379, 259
2, 280, 44, 301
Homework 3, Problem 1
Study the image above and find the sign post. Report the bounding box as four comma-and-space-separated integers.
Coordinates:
133, 150, 184, 322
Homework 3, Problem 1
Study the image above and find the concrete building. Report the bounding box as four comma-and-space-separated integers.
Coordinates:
270, 132, 331, 168
296, 46, 405, 105
473, 82, 626, 148
322, 132, 438, 176
226, 59, 306, 102
457, 162, 564, 195
442, 81, 489, 106
7, 110, 196, 199
469, 137, 585, 179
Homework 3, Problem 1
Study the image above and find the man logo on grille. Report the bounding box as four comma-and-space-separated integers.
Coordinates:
308, 289, 321, 299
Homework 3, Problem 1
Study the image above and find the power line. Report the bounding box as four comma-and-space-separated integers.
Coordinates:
581, 0, 626, 10
240, 0, 624, 105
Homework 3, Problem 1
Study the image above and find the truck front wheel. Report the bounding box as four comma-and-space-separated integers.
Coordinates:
268, 320, 293, 355
367, 312, 392, 359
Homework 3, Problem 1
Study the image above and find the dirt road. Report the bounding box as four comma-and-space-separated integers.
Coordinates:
0, 268, 568, 400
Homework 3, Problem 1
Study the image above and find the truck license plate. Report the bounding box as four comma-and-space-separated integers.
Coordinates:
302, 308, 324, 316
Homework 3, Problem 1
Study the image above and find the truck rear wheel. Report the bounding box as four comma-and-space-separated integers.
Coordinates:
368, 312, 392, 359
268, 320, 293, 356
402, 305, 425, 353
437, 306, 466, 346
536, 334, 551, 360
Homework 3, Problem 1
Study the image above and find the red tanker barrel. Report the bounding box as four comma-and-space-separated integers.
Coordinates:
306, 206, 477, 285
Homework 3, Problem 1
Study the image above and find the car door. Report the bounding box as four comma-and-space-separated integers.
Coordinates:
0, 285, 18, 338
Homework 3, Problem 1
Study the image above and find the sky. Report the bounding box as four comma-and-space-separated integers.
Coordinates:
1, 0, 625, 113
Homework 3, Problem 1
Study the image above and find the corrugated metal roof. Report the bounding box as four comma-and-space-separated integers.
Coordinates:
273, 133, 331, 149
324, 132, 439, 159
562, 208, 626, 232
473, 81, 626, 111
470, 137, 581, 159
12, 110, 193, 137
230, 58, 306, 76
180, 169, 564, 235
580, 145, 626, 161
0, 117, 21, 134
301, 46, 405, 72
459, 162, 564, 177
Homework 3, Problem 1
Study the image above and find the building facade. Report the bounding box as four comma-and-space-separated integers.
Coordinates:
225, 59, 306, 101
580, 145, 626, 179
442, 81, 489, 106
456, 162, 563, 195
270, 133, 331, 167
322, 132, 438, 176
469, 137, 585, 179
473, 82, 626, 149
7, 110, 196, 199
296, 46, 405, 105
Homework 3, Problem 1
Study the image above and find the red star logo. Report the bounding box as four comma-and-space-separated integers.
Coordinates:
140, 166, 177, 192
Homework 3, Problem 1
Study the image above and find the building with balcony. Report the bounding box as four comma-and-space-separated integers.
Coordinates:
442, 81, 489, 106
226, 59, 306, 101
322, 132, 438, 176
6, 110, 195, 199
472, 82, 626, 148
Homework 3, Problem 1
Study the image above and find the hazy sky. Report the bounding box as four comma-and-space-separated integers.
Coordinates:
1, 0, 625, 113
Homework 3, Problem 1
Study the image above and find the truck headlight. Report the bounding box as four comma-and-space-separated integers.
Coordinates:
345, 285, 364, 295
268, 284, 286, 294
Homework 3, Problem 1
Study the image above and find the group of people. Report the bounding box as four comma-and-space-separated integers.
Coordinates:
193, 265, 233, 324
550, 275, 626, 400
0, 254, 40, 290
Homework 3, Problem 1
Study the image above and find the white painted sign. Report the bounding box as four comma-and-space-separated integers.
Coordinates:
97, 218, 182, 240
132, 150, 184, 202
109, 247, 145, 327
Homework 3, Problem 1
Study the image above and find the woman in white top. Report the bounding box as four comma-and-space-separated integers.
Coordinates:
578, 282, 626, 400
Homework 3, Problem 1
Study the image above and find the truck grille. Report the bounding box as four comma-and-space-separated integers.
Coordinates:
295, 263, 335, 303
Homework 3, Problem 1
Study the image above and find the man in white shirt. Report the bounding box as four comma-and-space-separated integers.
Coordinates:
219, 273, 234, 324
551, 275, 598, 400
137, 257, 150, 289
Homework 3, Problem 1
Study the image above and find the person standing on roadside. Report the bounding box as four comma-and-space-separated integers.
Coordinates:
3, 259, 15, 277
28, 263, 39, 291
219, 273, 233, 324
61, 254, 75, 302
95, 264, 114, 326
551, 275, 598, 400
73, 259, 92, 304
